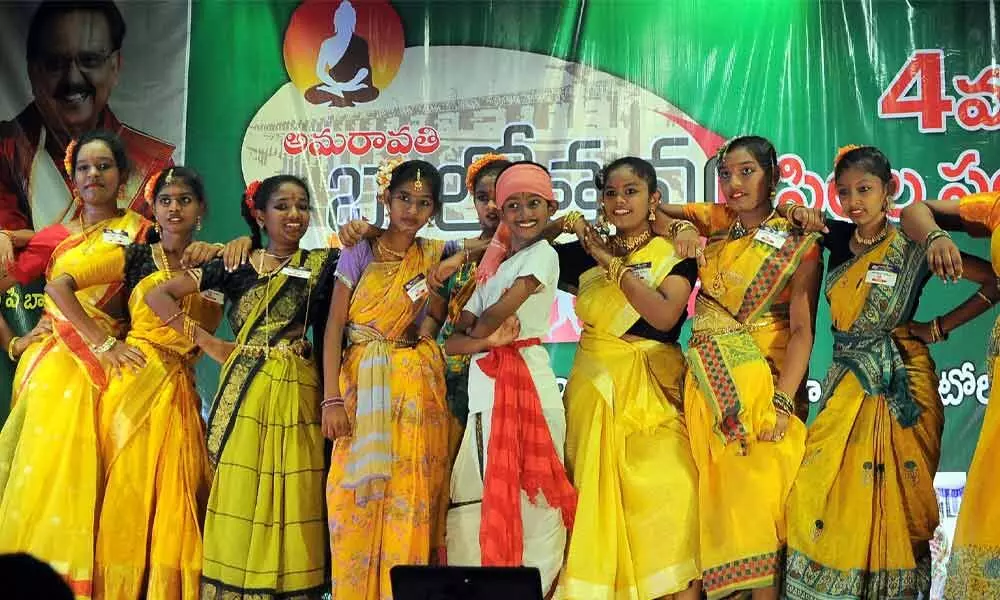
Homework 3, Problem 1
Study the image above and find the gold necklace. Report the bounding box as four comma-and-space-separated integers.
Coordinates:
853, 219, 889, 246
153, 242, 176, 276
376, 237, 407, 261
610, 229, 652, 256
253, 250, 293, 277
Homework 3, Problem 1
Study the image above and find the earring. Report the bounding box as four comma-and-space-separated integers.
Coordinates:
196, 216, 203, 232
154, 221, 162, 236
648, 205, 656, 222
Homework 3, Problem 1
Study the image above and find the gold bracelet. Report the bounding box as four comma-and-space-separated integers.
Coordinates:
667, 219, 698, 239
773, 389, 795, 416
562, 210, 584, 233
92, 336, 117, 354
7, 336, 21, 361
606, 256, 625, 283
976, 290, 993, 305
923, 229, 951, 249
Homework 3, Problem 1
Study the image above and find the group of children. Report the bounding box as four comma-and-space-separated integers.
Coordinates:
0, 129, 998, 600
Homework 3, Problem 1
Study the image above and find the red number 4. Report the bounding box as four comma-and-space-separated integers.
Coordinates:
879, 50, 956, 133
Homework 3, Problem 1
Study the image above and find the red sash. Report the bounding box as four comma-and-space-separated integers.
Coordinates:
477, 337, 577, 566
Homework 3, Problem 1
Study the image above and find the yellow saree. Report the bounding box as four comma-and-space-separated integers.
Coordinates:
327, 239, 451, 600
784, 228, 939, 599
0, 210, 149, 599
558, 237, 700, 600
945, 191, 1000, 598
57, 243, 223, 600
681, 203, 819, 599
199, 249, 335, 600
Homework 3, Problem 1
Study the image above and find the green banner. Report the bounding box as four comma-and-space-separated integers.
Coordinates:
186, 0, 999, 473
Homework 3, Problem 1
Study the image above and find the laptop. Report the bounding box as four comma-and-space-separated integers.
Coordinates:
390, 565, 544, 600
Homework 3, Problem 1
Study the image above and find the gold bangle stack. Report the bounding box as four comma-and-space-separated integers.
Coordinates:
606, 257, 630, 286
562, 211, 584, 233
7, 336, 21, 361
666, 219, 698, 239
923, 229, 951, 249
930, 317, 948, 343
773, 389, 795, 416
92, 336, 116, 354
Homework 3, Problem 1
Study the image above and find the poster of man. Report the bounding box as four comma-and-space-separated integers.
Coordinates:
0, 0, 190, 418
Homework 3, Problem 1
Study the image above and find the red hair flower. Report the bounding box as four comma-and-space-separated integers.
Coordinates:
245, 180, 262, 212
465, 153, 509, 194
144, 170, 165, 206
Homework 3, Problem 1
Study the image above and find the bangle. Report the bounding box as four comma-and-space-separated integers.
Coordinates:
321, 397, 345, 409
92, 336, 117, 354
666, 219, 698, 239
932, 317, 949, 342
562, 211, 584, 233
784, 202, 804, 226
606, 256, 625, 283
8, 336, 21, 361
976, 290, 994, 305
773, 389, 795, 416
923, 229, 951, 249
463, 247, 471, 264
163, 310, 185, 326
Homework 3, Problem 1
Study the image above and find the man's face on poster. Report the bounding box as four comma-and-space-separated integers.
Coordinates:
28, 9, 121, 136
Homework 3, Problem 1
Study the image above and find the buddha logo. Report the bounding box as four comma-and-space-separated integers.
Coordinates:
243, 2, 725, 255
283, 0, 404, 108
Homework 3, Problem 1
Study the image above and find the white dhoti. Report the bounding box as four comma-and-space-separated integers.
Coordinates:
446, 403, 568, 595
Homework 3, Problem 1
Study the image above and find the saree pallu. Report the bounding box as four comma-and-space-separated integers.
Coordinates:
946, 192, 1000, 598
682, 215, 818, 600
328, 242, 450, 600
785, 229, 938, 600
0, 210, 147, 599
557, 237, 699, 600
200, 250, 331, 600
93, 268, 223, 600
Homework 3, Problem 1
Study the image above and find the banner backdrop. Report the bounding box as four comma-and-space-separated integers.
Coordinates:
0, 0, 189, 419
184, 0, 1000, 473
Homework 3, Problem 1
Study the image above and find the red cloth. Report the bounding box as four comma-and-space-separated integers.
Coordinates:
7, 224, 70, 284
476, 337, 577, 567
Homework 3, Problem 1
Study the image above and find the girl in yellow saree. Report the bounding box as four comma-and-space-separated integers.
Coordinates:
783, 147, 997, 599
898, 190, 1000, 598
44, 166, 224, 600
659, 136, 821, 600
0, 130, 150, 599
324, 160, 456, 600
555, 157, 701, 600
146, 175, 338, 600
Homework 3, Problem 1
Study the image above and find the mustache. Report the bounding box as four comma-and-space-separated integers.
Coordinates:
53, 83, 95, 98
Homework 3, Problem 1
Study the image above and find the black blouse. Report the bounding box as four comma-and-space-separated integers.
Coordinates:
556, 241, 697, 344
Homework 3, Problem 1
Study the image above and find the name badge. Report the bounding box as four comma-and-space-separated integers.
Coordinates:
200, 289, 225, 304
404, 273, 429, 303
629, 261, 652, 284
102, 229, 131, 246
865, 262, 899, 287
281, 266, 312, 280
753, 227, 787, 250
